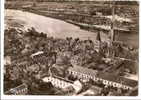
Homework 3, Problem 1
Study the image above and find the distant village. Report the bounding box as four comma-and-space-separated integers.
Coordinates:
4, 0, 138, 96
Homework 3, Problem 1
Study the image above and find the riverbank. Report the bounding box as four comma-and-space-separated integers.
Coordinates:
5, 0, 139, 48
5, 9, 109, 41
5, 8, 138, 48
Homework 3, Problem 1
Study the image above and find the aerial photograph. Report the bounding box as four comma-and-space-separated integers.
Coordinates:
4, 0, 139, 96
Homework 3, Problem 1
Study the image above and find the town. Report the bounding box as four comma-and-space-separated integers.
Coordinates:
4, 0, 138, 96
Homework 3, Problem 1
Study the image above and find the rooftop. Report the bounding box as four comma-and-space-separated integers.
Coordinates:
97, 72, 138, 87
68, 65, 98, 76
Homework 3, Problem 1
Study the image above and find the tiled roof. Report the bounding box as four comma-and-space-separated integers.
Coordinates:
68, 66, 138, 88
97, 72, 138, 87
68, 65, 98, 76
119, 76, 138, 87
5, 83, 28, 95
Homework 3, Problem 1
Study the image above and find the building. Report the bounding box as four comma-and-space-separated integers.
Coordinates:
97, 72, 138, 90
42, 75, 84, 94
68, 65, 98, 80
42, 76, 73, 89
67, 66, 138, 90
77, 85, 102, 96
30, 51, 44, 58
4, 56, 11, 65
5, 83, 28, 95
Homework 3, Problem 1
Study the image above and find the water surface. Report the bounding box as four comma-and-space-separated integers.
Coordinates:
5, 9, 108, 41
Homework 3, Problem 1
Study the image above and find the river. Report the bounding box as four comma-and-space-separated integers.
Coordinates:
5, 9, 108, 41
5, 9, 138, 48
